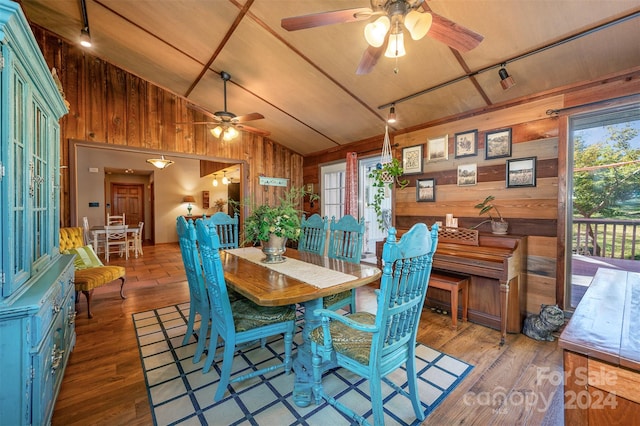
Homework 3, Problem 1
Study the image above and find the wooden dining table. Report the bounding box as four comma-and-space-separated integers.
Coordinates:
220, 247, 381, 407
90, 225, 141, 257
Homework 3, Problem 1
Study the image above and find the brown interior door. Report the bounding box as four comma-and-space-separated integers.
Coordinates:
111, 183, 144, 227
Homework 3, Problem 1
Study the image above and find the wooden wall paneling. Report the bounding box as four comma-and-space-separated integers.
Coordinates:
87, 57, 107, 142
563, 68, 640, 109
144, 84, 161, 150
127, 73, 145, 147
107, 66, 126, 145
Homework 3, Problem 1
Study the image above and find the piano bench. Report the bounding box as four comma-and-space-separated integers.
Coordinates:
428, 272, 470, 330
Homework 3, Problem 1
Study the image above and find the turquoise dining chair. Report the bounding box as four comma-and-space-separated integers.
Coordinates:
203, 211, 239, 249
323, 214, 365, 312
176, 216, 210, 363
310, 223, 439, 426
298, 213, 328, 255
195, 218, 297, 402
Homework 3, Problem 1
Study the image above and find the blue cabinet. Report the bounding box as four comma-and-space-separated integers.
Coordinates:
0, 1, 72, 424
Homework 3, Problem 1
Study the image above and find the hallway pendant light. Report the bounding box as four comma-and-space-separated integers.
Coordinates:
222, 172, 229, 185
212, 174, 219, 187
499, 65, 516, 90
146, 155, 174, 169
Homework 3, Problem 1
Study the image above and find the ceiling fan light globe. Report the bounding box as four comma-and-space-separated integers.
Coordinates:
211, 126, 224, 138
404, 11, 432, 41
224, 126, 239, 140
384, 32, 406, 58
364, 16, 390, 47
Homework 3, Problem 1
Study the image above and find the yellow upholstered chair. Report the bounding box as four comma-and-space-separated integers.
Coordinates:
59, 227, 126, 318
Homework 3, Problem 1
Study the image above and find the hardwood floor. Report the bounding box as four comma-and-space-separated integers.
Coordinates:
52, 243, 564, 425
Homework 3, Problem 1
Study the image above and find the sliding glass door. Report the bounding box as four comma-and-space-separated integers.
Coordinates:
567, 104, 640, 309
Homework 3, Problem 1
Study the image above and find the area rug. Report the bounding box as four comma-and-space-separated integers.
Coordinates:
133, 303, 473, 426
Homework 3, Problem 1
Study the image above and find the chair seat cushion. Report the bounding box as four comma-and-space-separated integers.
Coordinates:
73, 265, 126, 292
310, 312, 376, 364
231, 299, 296, 332
63, 244, 104, 270
323, 290, 351, 308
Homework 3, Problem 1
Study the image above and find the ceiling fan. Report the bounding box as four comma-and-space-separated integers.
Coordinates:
186, 71, 269, 140
281, 0, 483, 74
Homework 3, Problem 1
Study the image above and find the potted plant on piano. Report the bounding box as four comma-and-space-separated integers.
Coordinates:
472, 195, 509, 234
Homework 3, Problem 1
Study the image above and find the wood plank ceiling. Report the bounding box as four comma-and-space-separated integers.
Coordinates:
19, 0, 640, 156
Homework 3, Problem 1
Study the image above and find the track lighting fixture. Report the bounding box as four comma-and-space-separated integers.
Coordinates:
499, 65, 516, 90
79, 0, 92, 47
387, 105, 397, 124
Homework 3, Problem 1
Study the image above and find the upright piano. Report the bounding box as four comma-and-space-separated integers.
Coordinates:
376, 228, 526, 345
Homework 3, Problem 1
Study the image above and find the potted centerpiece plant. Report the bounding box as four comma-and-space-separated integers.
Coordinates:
368, 158, 409, 230
472, 195, 509, 234
244, 186, 315, 263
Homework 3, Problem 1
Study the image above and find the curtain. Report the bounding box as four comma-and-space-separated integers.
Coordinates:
345, 152, 358, 217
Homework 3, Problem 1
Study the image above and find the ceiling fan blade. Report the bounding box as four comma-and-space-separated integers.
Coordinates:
420, 4, 483, 52
236, 124, 270, 137
181, 121, 219, 125
356, 31, 388, 76
282, 7, 373, 31
232, 112, 264, 123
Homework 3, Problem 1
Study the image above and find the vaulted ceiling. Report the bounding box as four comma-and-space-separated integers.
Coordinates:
19, 0, 640, 156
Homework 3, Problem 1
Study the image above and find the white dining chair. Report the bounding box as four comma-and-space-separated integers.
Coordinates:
127, 222, 144, 257
107, 212, 125, 225
104, 224, 128, 262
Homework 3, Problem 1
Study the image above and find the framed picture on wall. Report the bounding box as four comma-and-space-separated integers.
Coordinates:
402, 144, 423, 174
416, 178, 435, 202
485, 128, 512, 159
454, 130, 478, 158
427, 135, 448, 161
457, 163, 477, 186
507, 156, 537, 187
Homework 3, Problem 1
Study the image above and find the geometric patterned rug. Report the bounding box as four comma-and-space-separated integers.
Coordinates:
133, 303, 473, 426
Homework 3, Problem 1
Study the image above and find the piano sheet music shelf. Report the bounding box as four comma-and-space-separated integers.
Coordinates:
376, 228, 526, 345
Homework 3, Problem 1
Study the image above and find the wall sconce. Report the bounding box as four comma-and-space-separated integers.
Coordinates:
183, 195, 196, 216
387, 105, 397, 124
212, 173, 219, 187
79, 0, 92, 47
146, 155, 174, 169
499, 65, 516, 90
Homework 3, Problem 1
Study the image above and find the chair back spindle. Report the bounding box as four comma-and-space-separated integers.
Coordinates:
203, 212, 239, 249
311, 223, 439, 426
298, 214, 328, 255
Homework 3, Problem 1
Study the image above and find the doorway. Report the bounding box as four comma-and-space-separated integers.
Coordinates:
567, 104, 640, 309
359, 156, 388, 262
110, 183, 144, 227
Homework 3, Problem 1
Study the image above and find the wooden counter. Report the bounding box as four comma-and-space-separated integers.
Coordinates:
559, 268, 640, 423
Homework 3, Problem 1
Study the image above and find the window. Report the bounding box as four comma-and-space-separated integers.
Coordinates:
321, 162, 346, 220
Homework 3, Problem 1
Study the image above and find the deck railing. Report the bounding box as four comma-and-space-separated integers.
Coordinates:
573, 218, 640, 260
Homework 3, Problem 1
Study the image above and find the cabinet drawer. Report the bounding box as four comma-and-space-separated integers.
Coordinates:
31, 310, 65, 425
31, 263, 74, 345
